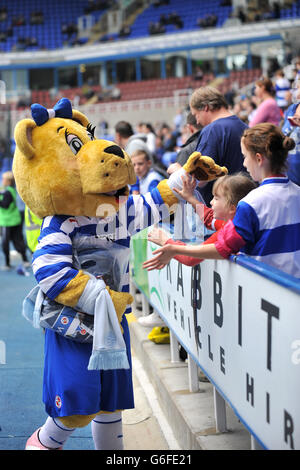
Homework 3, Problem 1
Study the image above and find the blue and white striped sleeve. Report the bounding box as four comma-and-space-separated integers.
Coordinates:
32, 215, 78, 300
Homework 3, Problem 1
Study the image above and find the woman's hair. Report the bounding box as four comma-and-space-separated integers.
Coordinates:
242, 123, 295, 174
255, 77, 275, 96
190, 86, 228, 111
213, 173, 257, 207
2, 171, 15, 186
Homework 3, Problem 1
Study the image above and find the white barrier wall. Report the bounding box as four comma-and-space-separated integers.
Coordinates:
131, 235, 300, 450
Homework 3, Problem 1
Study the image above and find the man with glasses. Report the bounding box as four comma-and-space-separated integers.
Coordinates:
188, 86, 248, 206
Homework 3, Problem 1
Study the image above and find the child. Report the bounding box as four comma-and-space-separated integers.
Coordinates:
143, 123, 300, 279
147, 172, 256, 267
0, 171, 29, 270
130, 149, 163, 195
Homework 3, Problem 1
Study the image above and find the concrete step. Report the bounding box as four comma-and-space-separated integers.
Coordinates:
129, 309, 251, 451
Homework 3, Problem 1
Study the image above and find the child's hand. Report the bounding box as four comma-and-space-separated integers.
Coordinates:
143, 244, 176, 271
167, 162, 182, 174
148, 226, 170, 246
173, 174, 197, 201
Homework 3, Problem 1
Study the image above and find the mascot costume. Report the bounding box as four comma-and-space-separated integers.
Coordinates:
13, 98, 227, 450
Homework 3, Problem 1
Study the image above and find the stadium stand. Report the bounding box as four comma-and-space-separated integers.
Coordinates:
28, 69, 262, 109
0, 0, 300, 51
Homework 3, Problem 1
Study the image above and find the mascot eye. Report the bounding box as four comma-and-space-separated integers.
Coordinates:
66, 134, 83, 155
87, 123, 96, 141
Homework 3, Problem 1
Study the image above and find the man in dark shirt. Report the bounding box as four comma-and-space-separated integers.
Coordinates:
0, 171, 28, 269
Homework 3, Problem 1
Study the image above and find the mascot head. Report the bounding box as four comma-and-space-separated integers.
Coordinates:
13, 98, 136, 218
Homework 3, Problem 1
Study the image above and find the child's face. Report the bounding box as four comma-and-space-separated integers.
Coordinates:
131, 154, 151, 179
210, 188, 234, 221
2, 176, 10, 187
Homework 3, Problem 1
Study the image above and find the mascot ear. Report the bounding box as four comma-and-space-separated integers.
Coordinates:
14, 119, 36, 159
72, 110, 89, 128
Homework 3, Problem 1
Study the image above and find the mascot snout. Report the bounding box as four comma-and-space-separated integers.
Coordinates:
78, 140, 136, 196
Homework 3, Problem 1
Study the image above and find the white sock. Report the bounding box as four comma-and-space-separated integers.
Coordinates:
38, 417, 76, 449
92, 411, 123, 450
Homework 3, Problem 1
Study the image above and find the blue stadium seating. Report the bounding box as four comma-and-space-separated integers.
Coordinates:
0, 0, 106, 52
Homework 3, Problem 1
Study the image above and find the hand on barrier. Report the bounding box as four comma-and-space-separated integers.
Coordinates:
106, 287, 133, 325
183, 151, 228, 181
147, 225, 170, 247
143, 244, 176, 271
172, 173, 197, 201
167, 152, 227, 201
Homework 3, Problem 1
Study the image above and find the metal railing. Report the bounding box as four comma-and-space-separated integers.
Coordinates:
130, 229, 300, 450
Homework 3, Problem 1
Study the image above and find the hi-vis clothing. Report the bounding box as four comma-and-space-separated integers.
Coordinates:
25, 206, 42, 252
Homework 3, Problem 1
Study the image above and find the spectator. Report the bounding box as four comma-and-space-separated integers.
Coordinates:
247, 100, 257, 124
272, 2, 281, 19
0, 171, 29, 270
168, 11, 183, 29
236, 7, 246, 23
154, 135, 165, 162
193, 66, 204, 81
143, 123, 300, 279
249, 77, 281, 127
24, 206, 42, 254
189, 86, 247, 205
0, 7, 7, 22
274, 69, 291, 111
159, 123, 179, 168
148, 21, 165, 35
110, 85, 121, 100
30, 11, 44, 25
130, 149, 163, 195
173, 108, 184, 132
114, 120, 152, 160
12, 15, 26, 26
61, 23, 78, 39
119, 25, 131, 38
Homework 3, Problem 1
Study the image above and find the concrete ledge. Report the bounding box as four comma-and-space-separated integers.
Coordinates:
129, 311, 251, 450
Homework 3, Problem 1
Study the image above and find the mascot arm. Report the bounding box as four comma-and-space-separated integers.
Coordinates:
125, 152, 228, 236
157, 152, 228, 207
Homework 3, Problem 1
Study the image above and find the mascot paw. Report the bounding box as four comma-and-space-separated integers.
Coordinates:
183, 151, 228, 181
106, 288, 133, 323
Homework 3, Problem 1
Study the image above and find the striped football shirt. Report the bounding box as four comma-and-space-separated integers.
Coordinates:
215, 177, 300, 278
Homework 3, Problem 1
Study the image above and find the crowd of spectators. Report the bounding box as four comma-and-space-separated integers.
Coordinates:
232, 0, 296, 24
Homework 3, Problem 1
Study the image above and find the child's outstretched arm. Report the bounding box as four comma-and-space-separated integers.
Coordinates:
143, 218, 247, 271
147, 224, 220, 267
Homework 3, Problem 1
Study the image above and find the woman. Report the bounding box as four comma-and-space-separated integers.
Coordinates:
281, 78, 300, 186
143, 124, 300, 279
